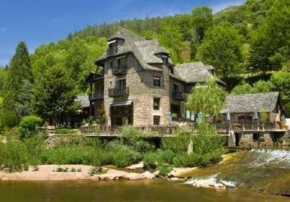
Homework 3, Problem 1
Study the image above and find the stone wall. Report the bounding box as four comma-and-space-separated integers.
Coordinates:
103, 53, 171, 126
237, 132, 287, 147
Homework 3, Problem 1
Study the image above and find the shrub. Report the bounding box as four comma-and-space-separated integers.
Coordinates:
192, 134, 225, 155
161, 129, 191, 153
0, 110, 19, 130
24, 135, 46, 165
143, 152, 158, 169
156, 150, 175, 164
119, 126, 155, 153
0, 141, 29, 172
40, 145, 102, 166
54, 128, 78, 135
173, 153, 197, 167
18, 116, 43, 139
157, 165, 173, 177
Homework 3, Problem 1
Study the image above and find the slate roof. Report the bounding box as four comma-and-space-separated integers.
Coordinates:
96, 28, 173, 72
75, 95, 90, 108
222, 92, 280, 113
172, 62, 224, 85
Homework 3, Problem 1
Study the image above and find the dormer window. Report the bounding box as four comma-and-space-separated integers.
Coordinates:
162, 55, 169, 64
108, 40, 118, 55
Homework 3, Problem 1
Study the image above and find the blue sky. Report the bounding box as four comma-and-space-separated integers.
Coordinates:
0, 0, 245, 66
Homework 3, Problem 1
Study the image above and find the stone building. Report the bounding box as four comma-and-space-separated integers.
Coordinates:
87, 28, 222, 127
221, 92, 287, 147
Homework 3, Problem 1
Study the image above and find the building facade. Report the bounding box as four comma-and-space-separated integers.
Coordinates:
88, 28, 224, 127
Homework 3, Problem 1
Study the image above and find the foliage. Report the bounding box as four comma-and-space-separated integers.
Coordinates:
0, 110, 19, 130
104, 141, 142, 168
3, 42, 33, 112
0, 140, 29, 172
231, 80, 272, 95
34, 66, 77, 124
119, 126, 154, 153
156, 150, 175, 165
270, 71, 290, 116
18, 116, 43, 139
187, 79, 226, 119
15, 80, 35, 117
161, 128, 191, 154
54, 128, 78, 135
191, 6, 213, 43
143, 152, 158, 169
157, 165, 173, 177
197, 23, 243, 78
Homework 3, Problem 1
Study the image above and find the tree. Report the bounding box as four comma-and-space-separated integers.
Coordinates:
3, 41, 33, 111
249, 0, 290, 75
158, 22, 183, 63
186, 80, 226, 120
34, 66, 77, 125
15, 80, 35, 117
192, 6, 213, 43
197, 23, 243, 78
270, 71, 290, 116
231, 80, 272, 95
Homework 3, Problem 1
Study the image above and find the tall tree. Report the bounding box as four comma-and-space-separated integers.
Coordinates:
197, 23, 243, 78
192, 6, 213, 43
249, 0, 290, 75
3, 41, 33, 112
34, 66, 77, 124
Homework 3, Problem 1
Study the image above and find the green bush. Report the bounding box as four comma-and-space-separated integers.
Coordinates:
18, 116, 43, 139
0, 141, 29, 172
0, 110, 19, 130
157, 165, 173, 177
192, 135, 225, 155
40, 145, 102, 166
156, 150, 175, 164
161, 129, 191, 153
111, 146, 142, 168
119, 126, 155, 153
143, 152, 158, 169
54, 128, 78, 135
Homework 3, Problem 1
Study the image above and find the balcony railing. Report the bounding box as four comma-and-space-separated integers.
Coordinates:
108, 87, 129, 98
172, 91, 185, 101
112, 66, 127, 75
89, 92, 104, 100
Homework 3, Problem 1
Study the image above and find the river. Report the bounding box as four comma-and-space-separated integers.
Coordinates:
0, 180, 288, 202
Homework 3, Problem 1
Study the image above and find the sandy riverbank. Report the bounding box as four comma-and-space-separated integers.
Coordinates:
0, 165, 156, 181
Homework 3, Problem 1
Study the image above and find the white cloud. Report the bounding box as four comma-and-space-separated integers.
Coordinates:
211, 0, 245, 13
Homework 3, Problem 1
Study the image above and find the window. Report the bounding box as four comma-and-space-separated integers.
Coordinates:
153, 98, 160, 110
110, 61, 113, 68
153, 116, 160, 125
116, 78, 126, 89
162, 55, 168, 64
153, 76, 161, 87
108, 40, 118, 55
118, 57, 127, 67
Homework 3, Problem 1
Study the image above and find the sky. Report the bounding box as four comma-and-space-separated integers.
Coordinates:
0, 0, 245, 66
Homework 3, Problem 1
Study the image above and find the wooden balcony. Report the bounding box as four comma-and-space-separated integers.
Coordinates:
108, 87, 129, 98
172, 91, 185, 101
89, 92, 104, 100
112, 66, 127, 75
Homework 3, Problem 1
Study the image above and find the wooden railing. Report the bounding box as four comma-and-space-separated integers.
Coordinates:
112, 66, 127, 75
89, 92, 104, 100
108, 87, 129, 98
172, 91, 185, 101
80, 121, 285, 136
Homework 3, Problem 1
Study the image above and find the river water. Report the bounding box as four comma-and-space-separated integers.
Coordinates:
0, 180, 289, 202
